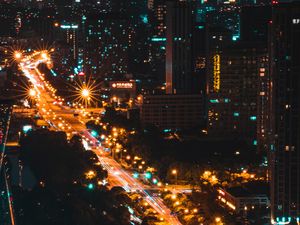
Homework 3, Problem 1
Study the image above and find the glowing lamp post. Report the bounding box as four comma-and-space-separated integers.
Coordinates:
14, 51, 22, 60
28, 88, 37, 98
172, 169, 178, 185
81, 88, 90, 108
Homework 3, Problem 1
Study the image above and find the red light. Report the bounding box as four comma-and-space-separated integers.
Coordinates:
78, 72, 85, 76
272, 0, 278, 4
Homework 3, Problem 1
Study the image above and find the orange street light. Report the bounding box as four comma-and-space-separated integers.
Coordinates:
28, 88, 37, 97
14, 51, 22, 60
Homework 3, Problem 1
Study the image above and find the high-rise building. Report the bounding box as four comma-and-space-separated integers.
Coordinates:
166, 0, 195, 94
206, 43, 268, 146
60, 23, 79, 62
149, 0, 167, 80
270, 2, 300, 224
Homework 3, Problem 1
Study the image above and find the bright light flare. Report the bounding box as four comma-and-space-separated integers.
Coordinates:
69, 77, 100, 108
28, 88, 37, 97
81, 88, 90, 98
14, 51, 22, 60
41, 52, 48, 60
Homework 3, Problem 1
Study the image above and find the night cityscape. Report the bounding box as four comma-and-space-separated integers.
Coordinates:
0, 0, 299, 225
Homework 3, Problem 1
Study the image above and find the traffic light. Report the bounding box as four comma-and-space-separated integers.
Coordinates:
133, 172, 139, 179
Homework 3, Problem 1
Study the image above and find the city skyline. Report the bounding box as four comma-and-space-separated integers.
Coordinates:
0, 0, 299, 225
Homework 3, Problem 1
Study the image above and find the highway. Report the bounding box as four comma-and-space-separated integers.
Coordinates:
18, 51, 182, 225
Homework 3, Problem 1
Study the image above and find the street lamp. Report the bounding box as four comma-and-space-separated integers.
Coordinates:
172, 169, 178, 185
28, 88, 37, 98
14, 51, 22, 60
81, 88, 90, 108
41, 52, 48, 60
215, 217, 224, 225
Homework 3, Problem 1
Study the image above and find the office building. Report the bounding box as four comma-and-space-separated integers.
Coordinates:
270, 2, 300, 224
166, 0, 195, 94
207, 43, 268, 146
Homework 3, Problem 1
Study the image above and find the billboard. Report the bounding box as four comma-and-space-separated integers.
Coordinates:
110, 82, 135, 89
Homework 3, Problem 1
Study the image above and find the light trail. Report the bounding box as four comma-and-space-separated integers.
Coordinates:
18, 51, 182, 225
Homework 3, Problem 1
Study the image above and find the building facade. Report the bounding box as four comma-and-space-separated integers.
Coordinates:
166, 0, 195, 94
270, 2, 300, 224
140, 94, 204, 130
207, 43, 269, 146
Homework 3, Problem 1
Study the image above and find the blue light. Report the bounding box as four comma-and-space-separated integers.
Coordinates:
145, 172, 152, 179
232, 35, 239, 41
23, 125, 33, 133
151, 37, 166, 42
210, 99, 219, 103
140, 14, 148, 24
87, 183, 94, 190
74, 67, 79, 75
50, 69, 57, 77
91, 130, 98, 137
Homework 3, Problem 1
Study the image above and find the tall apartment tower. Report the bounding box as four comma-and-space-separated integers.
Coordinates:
166, 1, 194, 94
270, 2, 300, 224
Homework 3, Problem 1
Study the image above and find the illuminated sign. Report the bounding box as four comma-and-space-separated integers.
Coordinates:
60, 24, 78, 29
111, 82, 134, 89
213, 54, 220, 92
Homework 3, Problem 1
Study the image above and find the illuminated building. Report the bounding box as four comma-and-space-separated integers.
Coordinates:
270, 2, 300, 224
206, 4, 240, 42
108, 81, 136, 102
60, 23, 79, 61
207, 43, 268, 146
148, 0, 167, 79
217, 186, 269, 213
